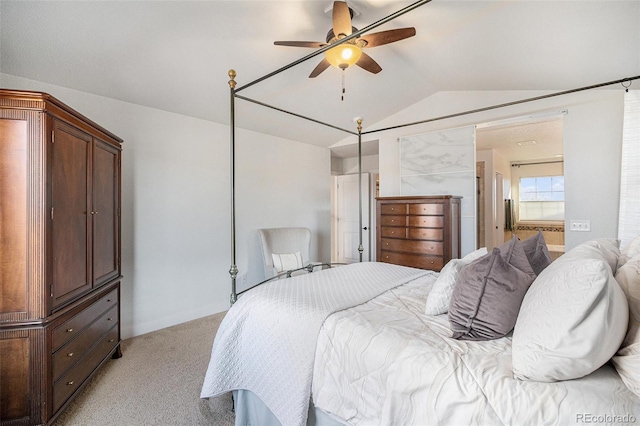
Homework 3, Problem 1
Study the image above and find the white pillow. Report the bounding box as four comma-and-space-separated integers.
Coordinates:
512, 256, 628, 382
424, 247, 487, 315
611, 255, 640, 397
617, 235, 640, 270
560, 238, 620, 273
271, 252, 303, 273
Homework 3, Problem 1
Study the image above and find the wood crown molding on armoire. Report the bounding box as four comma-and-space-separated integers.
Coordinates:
376, 196, 461, 271
0, 89, 123, 425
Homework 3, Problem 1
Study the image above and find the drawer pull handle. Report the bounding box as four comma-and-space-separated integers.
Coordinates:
67, 381, 74, 386
109, 339, 115, 343
66, 328, 73, 333
107, 317, 113, 321
385, 256, 389, 259
67, 352, 74, 357
107, 299, 112, 302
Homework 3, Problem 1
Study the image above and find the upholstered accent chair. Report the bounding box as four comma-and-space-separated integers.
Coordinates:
258, 227, 315, 279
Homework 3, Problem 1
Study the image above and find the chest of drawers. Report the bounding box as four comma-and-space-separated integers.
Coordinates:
376, 196, 461, 271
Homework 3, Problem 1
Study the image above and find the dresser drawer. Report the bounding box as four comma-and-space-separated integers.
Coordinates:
408, 216, 443, 228
380, 204, 407, 215
380, 215, 406, 227
53, 324, 119, 412
407, 228, 443, 241
52, 304, 118, 380
380, 251, 444, 271
381, 227, 406, 238
381, 238, 443, 256
408, 204, 443, 215
52, 287, 118, 351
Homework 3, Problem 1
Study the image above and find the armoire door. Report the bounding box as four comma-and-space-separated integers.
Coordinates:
92, 139, 120, 287
50, 119, 92, 308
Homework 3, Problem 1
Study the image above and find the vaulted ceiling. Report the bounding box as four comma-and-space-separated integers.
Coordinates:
2, 1, 638, 151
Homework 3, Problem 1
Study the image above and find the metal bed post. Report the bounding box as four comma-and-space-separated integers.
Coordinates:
357, 118, 364, 262
228, 70, 239, 305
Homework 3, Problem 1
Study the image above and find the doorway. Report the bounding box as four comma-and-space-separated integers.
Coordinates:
334, 173, 371, 263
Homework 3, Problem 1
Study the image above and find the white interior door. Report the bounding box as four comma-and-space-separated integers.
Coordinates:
337, 173, 370, 263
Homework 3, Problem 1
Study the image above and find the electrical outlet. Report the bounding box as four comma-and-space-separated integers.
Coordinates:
239, 274, 248, 286
570, 220, 591, 232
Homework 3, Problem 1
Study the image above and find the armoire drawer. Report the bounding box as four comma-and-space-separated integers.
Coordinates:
52, 304, 118, 380
380, 251, 444, 271
380, 238, 444, 256
52, 325, 119, 412
52, 287, 118, 351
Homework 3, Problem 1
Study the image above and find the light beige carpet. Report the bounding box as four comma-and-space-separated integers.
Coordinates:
53, 311, 234, 426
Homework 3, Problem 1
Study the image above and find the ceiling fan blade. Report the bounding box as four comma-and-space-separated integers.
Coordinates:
274, 41, 326, 48
332, 1, 352, 37
309, 59, 331, 78
359, 27, 416, 48
356, 52, 382, 74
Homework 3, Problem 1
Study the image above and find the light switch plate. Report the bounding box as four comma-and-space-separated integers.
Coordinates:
570, 220, 590, 232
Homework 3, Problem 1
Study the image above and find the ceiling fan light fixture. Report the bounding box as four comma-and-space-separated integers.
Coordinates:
325, 43, 362, 69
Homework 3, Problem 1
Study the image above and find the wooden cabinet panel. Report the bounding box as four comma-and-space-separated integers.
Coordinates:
51, 120, 92, 308
0, 118, 28, 316
92, 139, 120, 286
0, 90, 122, 426
0, 335, 30, 419
376, 196, 461, 271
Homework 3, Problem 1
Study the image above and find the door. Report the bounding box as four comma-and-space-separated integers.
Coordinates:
92, 139, 121, 287
50, 120, 92, 307
336, 173, 370, 263
494, 172, 505, 246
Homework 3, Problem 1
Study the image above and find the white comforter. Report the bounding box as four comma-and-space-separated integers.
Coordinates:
312, 277, 640, 425
200, 262, 435, 426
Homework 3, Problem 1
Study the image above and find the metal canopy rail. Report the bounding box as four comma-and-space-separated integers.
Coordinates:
226, 0, 640, 304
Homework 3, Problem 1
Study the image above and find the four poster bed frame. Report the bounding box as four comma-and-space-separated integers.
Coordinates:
225, 0, 638, 303
204, 2, 640, 424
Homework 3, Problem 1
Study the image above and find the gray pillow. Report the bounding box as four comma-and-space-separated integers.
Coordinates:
448, 237, 536, 340
521, 230, 552, 275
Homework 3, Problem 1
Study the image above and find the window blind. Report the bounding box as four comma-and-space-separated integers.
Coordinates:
618, 90, 640, 248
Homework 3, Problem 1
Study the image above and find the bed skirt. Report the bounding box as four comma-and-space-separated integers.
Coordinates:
233, 390, 347, 426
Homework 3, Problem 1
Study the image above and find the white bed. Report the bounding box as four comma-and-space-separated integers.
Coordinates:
201, 238, 640, 426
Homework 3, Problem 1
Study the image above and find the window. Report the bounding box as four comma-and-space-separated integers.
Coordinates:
519, 176, 564, 221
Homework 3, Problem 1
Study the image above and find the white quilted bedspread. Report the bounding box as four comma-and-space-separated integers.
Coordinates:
312, 278, 640, 425
200, 262, 434, 426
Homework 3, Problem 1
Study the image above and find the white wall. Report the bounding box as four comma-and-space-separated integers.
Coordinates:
363, 89, 624, 253
1, 73, 331, 338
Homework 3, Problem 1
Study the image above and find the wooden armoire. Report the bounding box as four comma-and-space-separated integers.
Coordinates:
0, 89, 122, 425
376, 196, 461, 271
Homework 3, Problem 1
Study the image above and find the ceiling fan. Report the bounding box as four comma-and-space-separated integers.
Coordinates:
274, 1, 416, 78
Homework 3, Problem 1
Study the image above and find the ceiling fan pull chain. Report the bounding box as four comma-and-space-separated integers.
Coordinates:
341, 68, 346, 101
